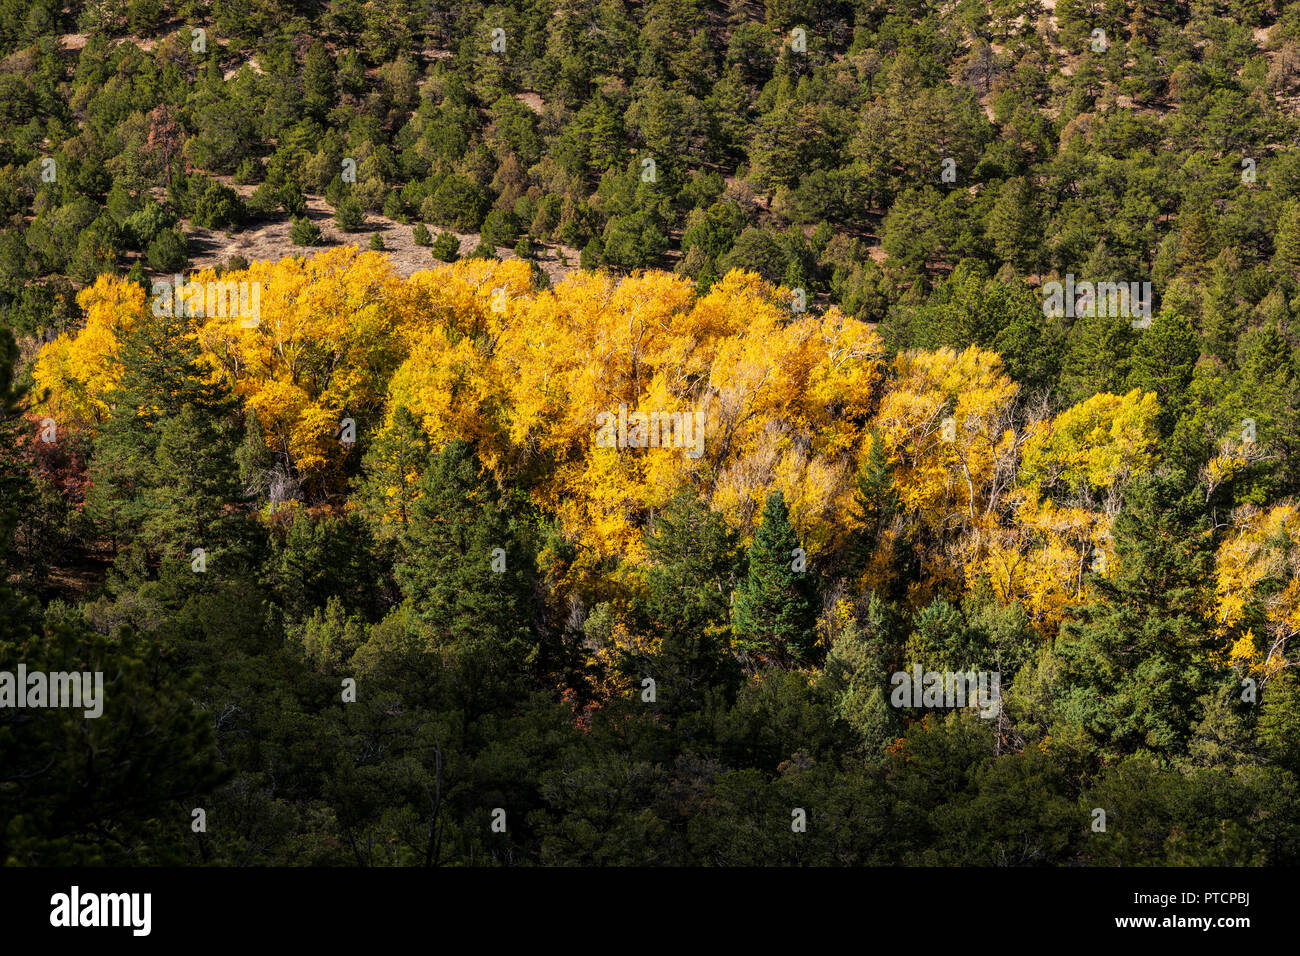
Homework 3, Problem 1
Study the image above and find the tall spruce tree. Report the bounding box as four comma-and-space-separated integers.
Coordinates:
1127, 307, 1199, 439
87, 303, 244, 561
353, 404, 430, 539
817, 594, 903, 756
732, 489, 819, 666
394, 440, 537, 675
1054, 471, 1220, 759
634, 492, 745, 716
850, 429, 900, 577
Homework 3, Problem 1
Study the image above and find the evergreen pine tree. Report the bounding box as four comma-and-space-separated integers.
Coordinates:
984, 176, 1040, 272
395, 439, 536, 656
1127, 307, 1199, 438
1054, 471, 1219, 760
353, 405, 430, 538
1257, 670, 1300, 775
1272, 200, 1300, 273
1058, 311, 1137, 406
634, 493, 745, 715
1200, 249, 1242, 365
732, 490, 819, 666
0, 322, 38, 634
850, 429, 898, 569
1176, 206, 1215, 280
88, 305, 244, 562
1229, 320, 1300, 499
818, 594, 903, 755
1, 322, 228, 861
273, 511, 384, 626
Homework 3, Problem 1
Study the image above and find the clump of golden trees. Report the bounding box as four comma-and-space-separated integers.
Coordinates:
34, 248, 1300, 674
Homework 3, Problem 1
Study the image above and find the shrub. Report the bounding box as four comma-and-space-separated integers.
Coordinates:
382, 191, 407, 222
70, 217, 119, 283
412, 222, 432, 246
324, 176, 346, 208
290, 216, 323, 246
580, 237, 603, 270
145, 227, 188, 271
280, 183, 307, 217
480, 209, 518, 247
127, 0, 164, 33
426, 175, 489, 231
247, 183, 280, 218
233, 157, 263, 185
125, 260, 149, 291
124, 201, 175, 249
192, 181, 245, 230
334, 196, 364, 232
431, 231, 460, 262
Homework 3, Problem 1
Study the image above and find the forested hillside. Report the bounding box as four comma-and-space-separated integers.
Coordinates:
3, 0, 1300, 866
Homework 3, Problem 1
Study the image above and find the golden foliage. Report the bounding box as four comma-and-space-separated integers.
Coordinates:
1213, 504, 1300, 678
33, 275, 150, 427
1020, 389, 1159, 493
34, 251, 1203, 646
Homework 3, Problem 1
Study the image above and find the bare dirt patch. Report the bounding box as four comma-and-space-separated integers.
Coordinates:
183, 189, 581, 285
516, 92, 544, 114
224, 57, 263, 80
